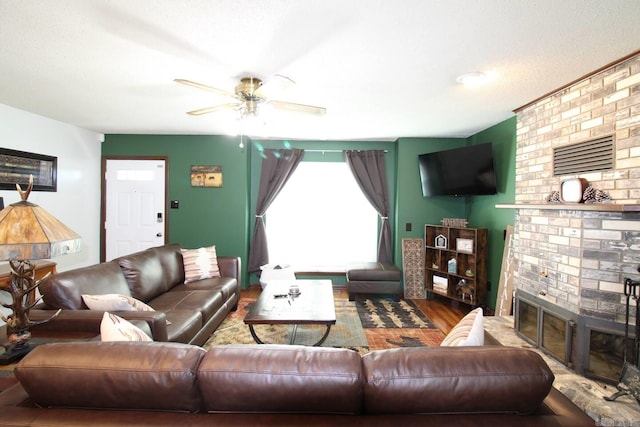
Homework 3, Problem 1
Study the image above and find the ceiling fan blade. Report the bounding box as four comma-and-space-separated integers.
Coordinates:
174, 79, 237, 99
256, 74, 296, 99
186, 103, 240, 116
268, 100, 326, 116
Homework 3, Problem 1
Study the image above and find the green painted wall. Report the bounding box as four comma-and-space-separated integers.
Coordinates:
102, 117, 516, 309
466, 116, 517, 310
394, 137, 467, 250
102, 134, 251, 285
394, 116, 516, 311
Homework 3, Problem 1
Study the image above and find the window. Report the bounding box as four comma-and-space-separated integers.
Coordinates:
266, 161, 378, 270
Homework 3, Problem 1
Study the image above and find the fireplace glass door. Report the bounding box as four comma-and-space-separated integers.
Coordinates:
586, 328, 627, 383
516, 299, 538, 343
541, 310, 570, 364
516, 296, 573, 366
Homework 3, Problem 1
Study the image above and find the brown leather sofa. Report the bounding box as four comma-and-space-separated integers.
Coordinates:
0, 341, 595, 426
28, 243, 241, 346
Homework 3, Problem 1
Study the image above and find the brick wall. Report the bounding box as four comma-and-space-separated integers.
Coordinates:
516, 54, 640, 204
514, 53, 640, 323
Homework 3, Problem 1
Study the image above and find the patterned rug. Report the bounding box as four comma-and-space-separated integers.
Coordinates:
204, 294, 445, 354
355, 297, 437, 328
355, 297, 445, 351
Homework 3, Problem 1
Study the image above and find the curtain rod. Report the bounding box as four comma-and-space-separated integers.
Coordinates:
303, 149, 388, 153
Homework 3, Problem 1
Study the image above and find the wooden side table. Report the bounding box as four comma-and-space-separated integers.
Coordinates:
0, 260, 57, 306
0, 323, 94, 366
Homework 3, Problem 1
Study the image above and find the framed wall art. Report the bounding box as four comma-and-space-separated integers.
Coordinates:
0, 148, 57, 191
190, 165, 223, 187
456, 238, 474, 254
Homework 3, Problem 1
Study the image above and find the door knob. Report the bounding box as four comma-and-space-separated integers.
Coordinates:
156, 232, 163, 237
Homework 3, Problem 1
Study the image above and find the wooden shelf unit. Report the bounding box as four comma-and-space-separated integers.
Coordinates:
424, 224, 487, 306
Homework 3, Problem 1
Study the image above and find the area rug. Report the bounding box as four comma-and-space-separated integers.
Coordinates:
287, 299, 368, 349
204, 298, 369, 353
355, 297, 438, 329
204, 295, 445, 354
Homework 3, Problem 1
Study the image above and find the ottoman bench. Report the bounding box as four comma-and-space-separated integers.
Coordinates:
346, 262, 402, 301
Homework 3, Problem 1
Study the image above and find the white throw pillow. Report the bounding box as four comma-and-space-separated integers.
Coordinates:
82, 294, 154, 312
440, 307, 484, 346
181, 245, 220, 283
100, 312, 152, 342
83, 294, 172, 326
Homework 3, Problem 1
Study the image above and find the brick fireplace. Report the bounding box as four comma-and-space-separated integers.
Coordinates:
501, 51, 640, 383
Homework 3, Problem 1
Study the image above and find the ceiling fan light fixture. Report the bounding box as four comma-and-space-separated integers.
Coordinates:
456, 72, 487, 87
241, 99, 260, 117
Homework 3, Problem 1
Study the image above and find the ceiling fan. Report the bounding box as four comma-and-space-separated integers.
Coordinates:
174, 76, 327, 118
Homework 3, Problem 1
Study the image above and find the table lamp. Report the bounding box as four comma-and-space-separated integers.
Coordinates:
0, 176, 81, 364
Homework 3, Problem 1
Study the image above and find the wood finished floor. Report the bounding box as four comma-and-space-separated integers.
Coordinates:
242, 285, 471, 335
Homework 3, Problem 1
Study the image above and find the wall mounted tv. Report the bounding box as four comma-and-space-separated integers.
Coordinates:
418, 142, 498, 197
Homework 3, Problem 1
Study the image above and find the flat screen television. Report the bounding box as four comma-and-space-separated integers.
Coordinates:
418, 143, 498, 197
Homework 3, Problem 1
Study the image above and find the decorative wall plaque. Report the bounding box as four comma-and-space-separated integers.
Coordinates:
401, 238, 426, 299
441, 218, 468, 228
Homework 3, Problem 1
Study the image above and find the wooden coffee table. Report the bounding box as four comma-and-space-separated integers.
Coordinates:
244, 280, 336, 346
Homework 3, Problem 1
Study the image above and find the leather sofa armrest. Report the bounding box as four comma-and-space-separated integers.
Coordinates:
217, 256, 241, 282
114, 311, 169, 342
28, 309, 169, 342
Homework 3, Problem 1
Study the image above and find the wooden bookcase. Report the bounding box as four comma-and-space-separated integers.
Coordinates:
424, 224, 487, 306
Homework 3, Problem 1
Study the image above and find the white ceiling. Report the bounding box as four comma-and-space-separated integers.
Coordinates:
1, 0, 639, 141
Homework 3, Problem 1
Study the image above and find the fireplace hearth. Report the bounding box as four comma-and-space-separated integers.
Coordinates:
515, 289, 635, 384
485, 315, 640, 426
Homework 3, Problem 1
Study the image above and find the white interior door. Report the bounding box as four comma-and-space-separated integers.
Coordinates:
105, 159, 166, 261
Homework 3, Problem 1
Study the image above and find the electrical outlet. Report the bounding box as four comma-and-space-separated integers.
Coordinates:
405, 222, 412, 231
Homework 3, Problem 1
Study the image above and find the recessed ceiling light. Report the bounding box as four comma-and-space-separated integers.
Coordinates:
456, 72, 487, 87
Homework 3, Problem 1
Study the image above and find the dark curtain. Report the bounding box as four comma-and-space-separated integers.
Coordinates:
248, 148, 305, 272
344, 150, 392, 264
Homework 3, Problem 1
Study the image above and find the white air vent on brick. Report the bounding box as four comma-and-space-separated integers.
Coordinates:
553, 136, 614, 176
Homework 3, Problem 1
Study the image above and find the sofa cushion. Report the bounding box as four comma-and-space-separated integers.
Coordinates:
150, 290, 222, 321
362, 346, 554, 415
440, 307, 484, 346
100, 312, 152, 342
14, 342, 206, 412
171, 276, 237, 300
163, 310, 204, 344
39, 261, 131, 310
181, 246, 220, 283
152, 243, 186, 289
118, 249, 167, 302
199, 344, 363, 414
